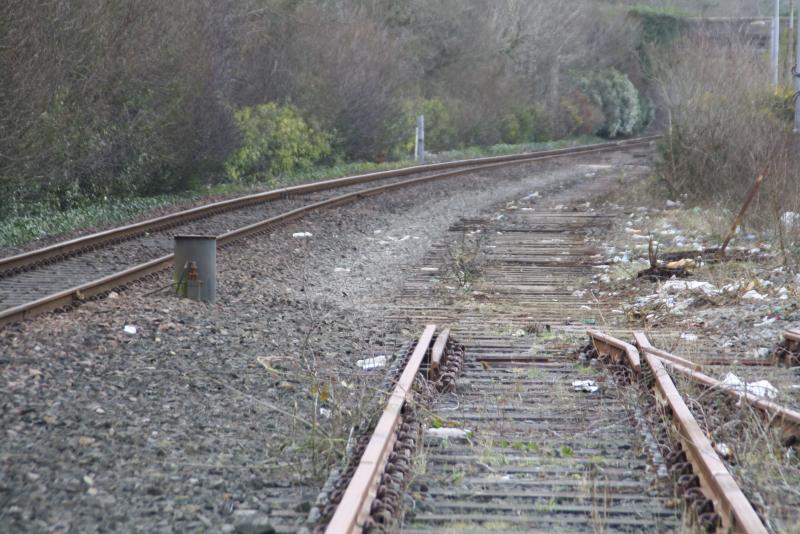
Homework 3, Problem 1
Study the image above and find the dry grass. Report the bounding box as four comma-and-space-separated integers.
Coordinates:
670, 372, 800, 532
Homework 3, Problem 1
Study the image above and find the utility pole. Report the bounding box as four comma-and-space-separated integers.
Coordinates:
795, 3, 800, 132
772, 0, 781, 90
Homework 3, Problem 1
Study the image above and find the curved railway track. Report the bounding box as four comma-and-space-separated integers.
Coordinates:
0, 136, 658, 328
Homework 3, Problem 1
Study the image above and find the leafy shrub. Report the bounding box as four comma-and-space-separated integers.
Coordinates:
551, 91, 605, 138
629, 6, 687, 46
500, 106, 547, 144
225, 103, 332, 183
0, 195, 188, 247
653, 37, 799, 231
628, 6, 688, 77
582, 69, 643, 138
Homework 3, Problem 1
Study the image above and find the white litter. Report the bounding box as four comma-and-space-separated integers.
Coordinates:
420, 267, 439, 272
754, 347, 771, 359
426, 428, 471, 440
722, 282, 742, 293
572, 380, 599, 393
778, 287, 789, 300
662, 280, 719, 296
720, 372, 778, 399
680, 333, 699, 342
754, 316, 777, 327
781, 211, 800, 226
123, 325, 137, 335
511, 329, 526, 337
524, 191, 541, 199
714, 442, 732, 459
356, 356, 387, 370
319, 407, 332, 419
666, 200, 681, 208
292, 232, 313, 238
334, 267, 350, 273
742, 290, 767, 301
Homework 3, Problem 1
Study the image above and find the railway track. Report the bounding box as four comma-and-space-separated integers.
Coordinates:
311, 162, 800, 533
0, 136, 658, 328
6, 134, 796, 532
309, 163, 684, 532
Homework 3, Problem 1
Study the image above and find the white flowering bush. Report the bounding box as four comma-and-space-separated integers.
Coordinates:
582, 69, 642, 138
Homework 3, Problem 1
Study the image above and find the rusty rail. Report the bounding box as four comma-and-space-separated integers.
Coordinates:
638, 343, 702, 371
428, 328, 450, 381
0, 136, 659, 329
774, 328, 800, 366
326, 325, 436, 534
0, 136, 660, 277
643, 347, 766, 533
588, 330, 767, 533
784, 328, 800, 343
635, 332, 800, 441
586, 329, 641, 373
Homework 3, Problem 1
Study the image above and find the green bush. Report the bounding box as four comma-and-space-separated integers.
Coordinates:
628, 6, 687, 76
629, 6, 687, 46
225, 103, 332, 183
500, 105, 547, 144
582, 69, 643, 138
398, 98, 458, 154
551, 91, 605, 138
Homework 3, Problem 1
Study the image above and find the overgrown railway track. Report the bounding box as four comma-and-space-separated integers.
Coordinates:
5, 133, 797, 532
311, 166, 799, 533
0, 137, 658, 328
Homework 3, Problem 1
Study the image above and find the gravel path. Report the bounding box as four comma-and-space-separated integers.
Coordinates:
0, 151, 649, 533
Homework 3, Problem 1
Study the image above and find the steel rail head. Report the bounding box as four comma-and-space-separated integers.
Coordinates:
643, 347, 767, 534
0, 254, 173, 328
0, 135, 661, 276
784, 328, 800, 343
586, 329, 641, 374
428, 328, 450, 381
325, 325, 437, 534
633, 333, 800, 441
634, 339, 703, 371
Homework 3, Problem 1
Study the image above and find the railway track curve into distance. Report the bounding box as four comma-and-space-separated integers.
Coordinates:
0, 136, 658, 328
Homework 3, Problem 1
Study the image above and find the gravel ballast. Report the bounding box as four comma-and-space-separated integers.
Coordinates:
0, 151, 649, 533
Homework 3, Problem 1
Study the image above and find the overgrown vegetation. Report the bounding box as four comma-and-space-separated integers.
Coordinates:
652, 30, 800, 262
1, 0, 659, 232
583, 69, 649, 138
0, 136, 606, 247
225, 103, 332, 183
